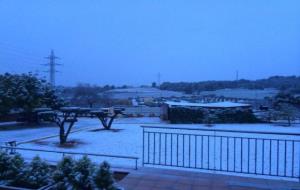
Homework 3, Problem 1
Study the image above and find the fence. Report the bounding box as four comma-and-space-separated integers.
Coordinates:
142, 125, 300, 180
0, 146, 139, 170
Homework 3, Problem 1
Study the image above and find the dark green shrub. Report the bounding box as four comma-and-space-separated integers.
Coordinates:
169, 108, 204, 124
52, 156, 76, 190
0, 151, 11, 179
0, 152, 24, 180
70, 156, 95, 190
5, 154, 25, 180
94, 161, 116, 190
11, 156, 53, 189
216, 110, 260, 123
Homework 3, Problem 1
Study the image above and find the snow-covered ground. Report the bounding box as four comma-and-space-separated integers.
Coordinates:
102, 87, 186, 99
1, 118, 300, 180
0, 119, 99, 144
9, 118, 162, 168
0, 117, 162, 144
199, 88, 278, 100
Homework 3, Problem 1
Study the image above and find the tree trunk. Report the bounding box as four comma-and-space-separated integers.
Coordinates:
59, 125, 66, 144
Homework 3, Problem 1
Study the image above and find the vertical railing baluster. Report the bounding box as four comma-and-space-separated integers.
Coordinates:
248, 138, 250, 173
262, 139, 265, 175
240, 137, 243, 173
254, 139, 257, 174
227, 137, 229, 171
269, 140, 272, 175
165, 133, 167, 165
195, 135, 197, 168
177, 134, 179, 167
171, 134, 173, 166
220, 137, 223, 171
292, 141, 295, 178
142, 128, 145, 166
154, 133, 156, 164
233, 137, 236, 172
284, 140, 287, 177
148, 132, 150, 164
159, 133, 161, 165
277, 140, 279, 176
201, 136, 204, 169
183, 135, 185, 167
189, 135, 191, 168
208, 136, 210, 169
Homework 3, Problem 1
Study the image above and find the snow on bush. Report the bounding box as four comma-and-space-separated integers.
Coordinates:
52, 156, 76, 190
0, 151, 11, 179
0, 152, 119, 190
0, 151, 24, 180
5, 153, 24, 180
11, 156, 53, 189
70, 155, 95, 190
94, 161, 116, 190
0, 73, 64, 120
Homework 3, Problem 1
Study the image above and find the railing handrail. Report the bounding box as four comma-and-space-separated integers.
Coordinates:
0, 146, 138, 160
141, 125, 300, 136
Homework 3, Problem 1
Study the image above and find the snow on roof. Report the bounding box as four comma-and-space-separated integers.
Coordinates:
165, 101, 251, 108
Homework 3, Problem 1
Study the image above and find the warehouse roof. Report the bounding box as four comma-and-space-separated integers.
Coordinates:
165, 101, 251, 108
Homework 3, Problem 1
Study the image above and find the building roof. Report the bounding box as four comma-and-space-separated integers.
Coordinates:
164, 101, 251, 108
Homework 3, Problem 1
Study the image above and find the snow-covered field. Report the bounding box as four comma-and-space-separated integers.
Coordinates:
1, 118, 300, 180
199, 88, 278, 100
102, 87, 186, 99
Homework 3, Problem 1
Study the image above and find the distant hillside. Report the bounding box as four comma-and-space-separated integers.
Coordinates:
160, 76, 300, 94
102, 87, 185, 99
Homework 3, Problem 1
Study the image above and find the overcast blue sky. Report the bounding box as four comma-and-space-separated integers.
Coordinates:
0, 0, 299, 86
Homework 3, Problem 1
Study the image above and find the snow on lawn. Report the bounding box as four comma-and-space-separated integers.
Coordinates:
15, 120, 300, 179
9, 117, 163, 169
0, 119, 100, 144
0, 117, 161, 144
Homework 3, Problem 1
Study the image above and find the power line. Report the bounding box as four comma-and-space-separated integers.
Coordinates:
44, 50, 61, 86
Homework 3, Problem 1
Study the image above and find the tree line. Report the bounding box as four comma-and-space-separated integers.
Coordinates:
160, 76, 300, 94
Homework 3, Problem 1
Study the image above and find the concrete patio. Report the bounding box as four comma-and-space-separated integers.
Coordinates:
119, 167, 300, 190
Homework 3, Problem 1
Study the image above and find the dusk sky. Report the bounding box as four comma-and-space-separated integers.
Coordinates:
0, 0, 299, 86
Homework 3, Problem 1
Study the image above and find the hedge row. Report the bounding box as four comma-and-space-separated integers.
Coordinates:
0, 151, 119, 190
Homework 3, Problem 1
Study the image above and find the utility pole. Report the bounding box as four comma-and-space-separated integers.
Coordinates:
236, 70, 239, 81
44, 50, 60, 86
157, 72, 161, 87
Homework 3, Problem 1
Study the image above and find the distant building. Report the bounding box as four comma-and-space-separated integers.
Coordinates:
161, 101, 256, 124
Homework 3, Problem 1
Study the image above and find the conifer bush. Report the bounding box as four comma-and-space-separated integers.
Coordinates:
5, 154, 24, 180
52, 156, 76, 190
11, 156, 53, 189
0, 151, 11, 180
94, 161, 116, 190
70, 156, 95, 190
0, 152, 120, 190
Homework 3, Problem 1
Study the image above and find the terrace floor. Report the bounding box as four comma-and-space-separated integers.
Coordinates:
119, 167, 300, 190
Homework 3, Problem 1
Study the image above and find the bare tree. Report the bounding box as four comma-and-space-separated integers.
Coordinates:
273, 92, 299, 126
